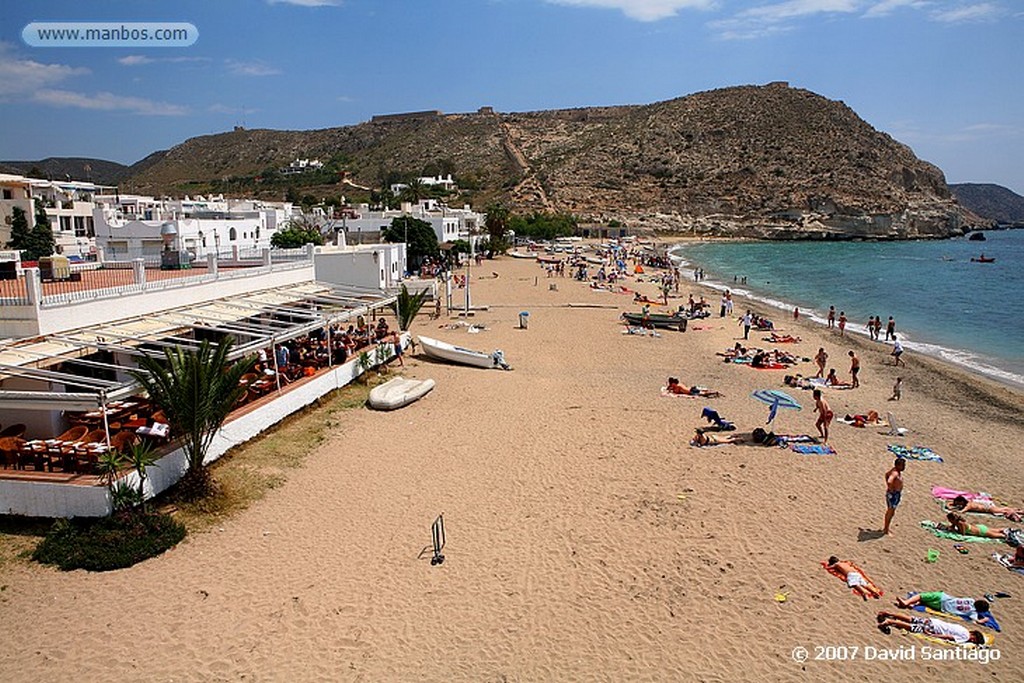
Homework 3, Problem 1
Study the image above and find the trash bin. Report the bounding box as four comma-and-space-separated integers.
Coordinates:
518, 311, 529, 329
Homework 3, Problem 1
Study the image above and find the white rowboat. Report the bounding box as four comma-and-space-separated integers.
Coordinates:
418, 335, 508, 369
368, 376, 435, 411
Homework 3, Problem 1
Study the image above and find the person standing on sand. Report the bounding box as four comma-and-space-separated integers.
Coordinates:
886, 316, 896, 341
889, 377, 902, 401
793, 307, 800, 321
838, 312, 847, 336
891, 335, 905, 367
828, 305, 836, 329
883, 458, 906, 535
740, 311, 752, 340
813, 389, 833, 442
814, 347, 828, 378
849, 350, 860, 388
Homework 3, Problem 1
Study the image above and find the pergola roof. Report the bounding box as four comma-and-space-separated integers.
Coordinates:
0, 281, 395, 410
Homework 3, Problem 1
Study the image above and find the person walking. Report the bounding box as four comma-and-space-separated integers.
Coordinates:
886, 316, 896, 341
883, 458, 906, 535
849, 350, 860, 388
814, 347, 828, 378
891, 335, 905, 367
827, 305, 836, 329
813, 389, 833, 443
740, 311, 752, 340
838, 311, 847, 336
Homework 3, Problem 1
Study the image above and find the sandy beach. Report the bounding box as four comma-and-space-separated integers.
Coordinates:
1, 250, 1022, 682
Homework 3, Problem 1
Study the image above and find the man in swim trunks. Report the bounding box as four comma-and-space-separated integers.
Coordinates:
825, 556, 883, 600
883, 458, 906, 535
813, 389, 833, 442
949, 495, 1023, 522
848, 350, 860, 388
876, 612, 985, 644
827, 305, 835, 329
895, 593, 994, 628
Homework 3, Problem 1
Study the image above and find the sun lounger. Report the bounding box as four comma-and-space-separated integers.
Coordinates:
885, 412, 908, 437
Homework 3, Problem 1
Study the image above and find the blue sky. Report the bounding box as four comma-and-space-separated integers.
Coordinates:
1, 0, 1021, 193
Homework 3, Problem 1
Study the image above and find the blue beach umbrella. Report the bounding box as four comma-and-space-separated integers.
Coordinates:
751, 389, 802, 424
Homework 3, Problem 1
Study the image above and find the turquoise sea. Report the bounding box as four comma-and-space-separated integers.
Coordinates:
670, 230, 1024, 387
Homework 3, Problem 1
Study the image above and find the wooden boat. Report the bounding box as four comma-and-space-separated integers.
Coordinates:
970, 256, 995, 263
368, 376, 435, 410
418, 335, 503, 369
537, 255, 563, 264
622, 312, 688, 331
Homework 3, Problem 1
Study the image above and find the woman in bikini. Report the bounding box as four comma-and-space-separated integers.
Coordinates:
949, 495, 1023, 522
946, 511, 1018, 540
691, 429, 745, 447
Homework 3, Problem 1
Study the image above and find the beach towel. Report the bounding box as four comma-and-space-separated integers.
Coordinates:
931, 486, 993, 502
774, 434, 818, 447
920, 520, 1006, 543
991, 553, 1024, 576
822, 561, 882, 598
902, 592, 1001, 632
792, 444, 837, 455
889, 444, 943, 463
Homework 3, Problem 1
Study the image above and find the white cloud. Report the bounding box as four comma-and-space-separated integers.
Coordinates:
209, 103, 260, 115
32, 89, 188, 116
118, 55, 153, 66
0, 42, 90, 97
546, 0, 715, 22
118, 55, 210, 66
226, 59, 282, 77
710, 0, 859, 39
267, 0, 341, 6
863, 0, 928, 18
931, 2, 1000, 23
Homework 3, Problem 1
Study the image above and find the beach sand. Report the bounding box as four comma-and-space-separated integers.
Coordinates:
1, 251, 1022, 681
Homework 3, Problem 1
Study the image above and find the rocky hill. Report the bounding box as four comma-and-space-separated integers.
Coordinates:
0, 157, 129, 185
126, 83, 987, 239
949, 183, 1024, 226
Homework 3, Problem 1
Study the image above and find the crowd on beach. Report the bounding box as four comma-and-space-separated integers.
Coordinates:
537, 239, 1021, 652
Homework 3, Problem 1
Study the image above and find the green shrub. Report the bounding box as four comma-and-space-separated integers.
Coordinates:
32, 513, 186, 572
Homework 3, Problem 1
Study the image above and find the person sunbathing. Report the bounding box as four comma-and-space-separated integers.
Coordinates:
824, 369, 852, 388
691, 429, 745, 447
1013, 546, 1024, 568
949, 495, 1023, 522
769, 332, 801, 343
876, 612, 985, 645
665, 378, 722, 398
825, 557, 883, 600
895, 593, 995, 628
945, 511, 1020, 540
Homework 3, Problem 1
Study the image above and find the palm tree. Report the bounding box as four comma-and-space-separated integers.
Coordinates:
392, 283, 429, 331
130, 339, 255, 499
124, 441, 160, 513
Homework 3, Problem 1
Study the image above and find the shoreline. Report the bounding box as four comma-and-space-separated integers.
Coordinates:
664, 239, 1024, 391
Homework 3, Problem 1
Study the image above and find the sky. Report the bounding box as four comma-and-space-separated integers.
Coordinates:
1, 0, 1021, 193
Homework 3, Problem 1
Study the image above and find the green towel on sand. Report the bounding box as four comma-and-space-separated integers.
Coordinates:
920, 520, 1006, 543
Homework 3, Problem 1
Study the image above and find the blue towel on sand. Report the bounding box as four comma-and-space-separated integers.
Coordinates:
791, 444, 836, 455
888, 444, 943, 462
904, 592, 1001, 632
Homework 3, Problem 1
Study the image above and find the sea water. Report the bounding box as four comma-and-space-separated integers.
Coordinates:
670, 230, 1024, 387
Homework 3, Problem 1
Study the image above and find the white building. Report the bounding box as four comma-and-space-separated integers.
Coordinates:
0, 173, 111, 259
93, 194, 296, 261
280, 158, 324, 175
328, 199, 484, 247
389, 173, 457, 195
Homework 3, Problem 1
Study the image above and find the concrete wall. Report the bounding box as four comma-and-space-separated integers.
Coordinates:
0, 334, 408, 518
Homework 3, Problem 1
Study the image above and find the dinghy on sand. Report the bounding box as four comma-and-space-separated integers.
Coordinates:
418, 335, 512, 370
368, 376, 435, 410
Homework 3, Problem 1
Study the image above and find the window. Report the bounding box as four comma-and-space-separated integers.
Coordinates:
2, 189, 11, 200
60, 216, 72, 232
74, 216, 87, 237
229, 227, 237, 241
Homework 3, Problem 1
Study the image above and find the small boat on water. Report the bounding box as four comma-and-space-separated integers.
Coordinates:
970, 256, 996, 263
368, 376, 435, 410
622, 312, 688, 331
418, 335, 511, 369
968, 232, 987, 241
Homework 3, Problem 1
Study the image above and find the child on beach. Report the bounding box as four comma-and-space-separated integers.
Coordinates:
884, 458, 905, 535
890, 377, 902, 401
